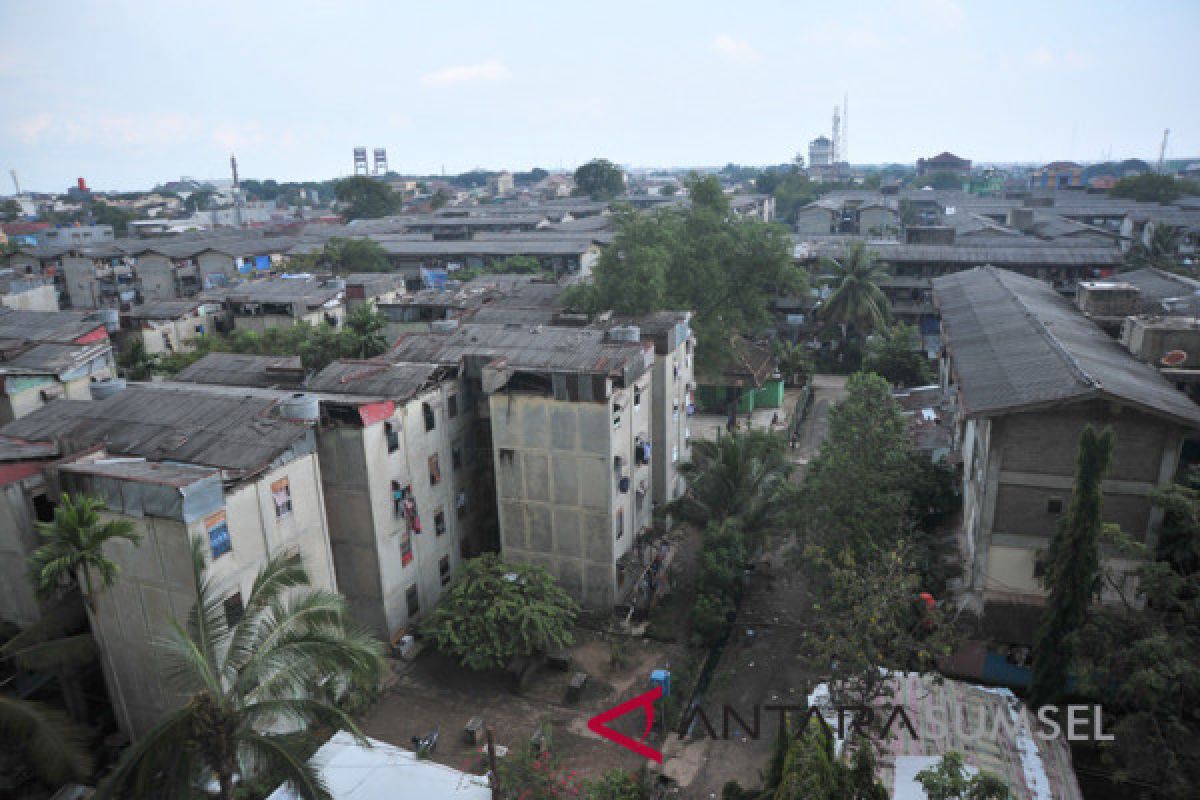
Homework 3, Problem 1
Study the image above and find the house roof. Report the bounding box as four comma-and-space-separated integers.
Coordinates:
265, 730, 491, 800
0, 342, 111, 376
0, 387, 313, 476
0, 308, 108, 344
121, 300, 207, 320
307, 360, 439, 401
174, 353, 305, 389
934, 266, 1200, 425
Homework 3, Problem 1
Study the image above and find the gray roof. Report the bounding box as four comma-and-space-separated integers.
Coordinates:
0, 308, 108, 344
174, 353, 305, 388
307, 360, 439, 400
934, 266, 1200, 425
206, 278, 343, 309
0, 388, 312, 475
0, 342, 110, 375
58, 458, 218, 488
121, 300, 206, 320
390, 322, 646, 376
806, 241, 1124, 267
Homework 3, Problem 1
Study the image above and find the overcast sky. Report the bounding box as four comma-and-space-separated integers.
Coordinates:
2, 0, 1197, 191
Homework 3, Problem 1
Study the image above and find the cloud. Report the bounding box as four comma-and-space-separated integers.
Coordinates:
712, 34, 761, 62
1026, 46, 1055, 68
916, 0, 967, 29
1025, 47, 1092, 70
14, 113, 52, 144
419, 59, 510, 88
97, 112, 191, 146
800, 22, 882, 51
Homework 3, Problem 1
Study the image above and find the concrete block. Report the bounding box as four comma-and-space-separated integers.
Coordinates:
498, 502, 527, 550
522, 403, 549, 448
557, 562, 584, 599
527, 505, 552, 553
551, 407, 578, 451
523, 452, 550, 503
553, 509, 584, 557
583, 513, 611, 562
579, 408, 608, 452
579, 459, 610, 510
551, 455, 580, 505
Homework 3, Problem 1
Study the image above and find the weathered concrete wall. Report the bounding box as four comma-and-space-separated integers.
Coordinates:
650, 337, 694, 506
195, 252, 237, 288
0, 480, 45, 628
491, 392, 620, 609
794, 208, 835, 235
136, 255, 179, 301
131, 312, 212, 355
60, 257, 101, 308
1, 283, 58, 311
89, 451, 337, 739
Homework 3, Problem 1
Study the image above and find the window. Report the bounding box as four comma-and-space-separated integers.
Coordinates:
429, 454, 441, 486
271, 477, 293, 518
439, 556, 451, 586
457, 490, 468, 519
434, 509, 447, 536
423, 402, 436, 432
447, 394, 459, 419
452, 444, 463, 471
1046, 497, 1064, 514
207, 511, 231, 559
406, 585, 420, 617
224, 592, 244, 629
615, 508, 625, 540
633, 386, 642, 409
385, 421, 400, 453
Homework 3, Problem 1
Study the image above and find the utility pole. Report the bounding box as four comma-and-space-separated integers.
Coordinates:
9, 169, 19, 195
1158, 128, 1170, 173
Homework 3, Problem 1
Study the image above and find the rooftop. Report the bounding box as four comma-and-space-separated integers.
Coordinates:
307, 360, 440, 400
0, 388, 313, 477
121, 300, 208, 320
174, 353, 305, 389
0, 342, 111, 376
934, 266, 1200, 425
0, 308, 109, 344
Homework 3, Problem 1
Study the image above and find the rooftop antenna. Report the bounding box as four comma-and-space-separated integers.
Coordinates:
9, 169, 19, 195
1158, 128, 1170, 173
230, 153, 244, 227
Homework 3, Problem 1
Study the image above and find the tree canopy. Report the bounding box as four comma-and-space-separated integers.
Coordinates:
573, 158, 626, 200
914, 752, 1010, 800
293, 237, 390, 274
863, 323, 933, 388
819, 242, 890, 335
420, 554, 579, 670
334, 176, 402, 219
1111, 173, 1200, 203
565, 173, 803, 374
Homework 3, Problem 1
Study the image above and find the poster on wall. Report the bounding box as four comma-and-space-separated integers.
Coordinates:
207, 511, 231, 559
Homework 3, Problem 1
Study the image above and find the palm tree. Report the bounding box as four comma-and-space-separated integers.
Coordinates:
28, 494, 142, 613
0, 603, 97, 788
818, 241, 890, 334
1126, 224, 1182, 273
95, 540, 386, 800
669, 430, 794, 550
344, 304, 389, 359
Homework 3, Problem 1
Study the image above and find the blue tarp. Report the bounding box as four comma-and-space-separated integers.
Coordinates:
254, 255, 271, 271
421, 267, 449, 289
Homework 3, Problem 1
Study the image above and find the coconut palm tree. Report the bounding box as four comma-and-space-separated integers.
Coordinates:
1126, 224, 1183, 273
818, 241, 890, 335
95, 540, 386, 800
0, 602, 97, 788
669, 430, 794, 550
28, 494, 142, 613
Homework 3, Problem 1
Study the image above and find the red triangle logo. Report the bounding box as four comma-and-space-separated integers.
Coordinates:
586, 687, 663, 763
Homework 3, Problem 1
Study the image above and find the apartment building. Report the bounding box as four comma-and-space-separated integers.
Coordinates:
933, 267, 1200, 640
0, 387, 336, 738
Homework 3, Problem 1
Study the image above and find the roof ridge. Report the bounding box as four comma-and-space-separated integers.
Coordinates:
986, 266, 1100, 391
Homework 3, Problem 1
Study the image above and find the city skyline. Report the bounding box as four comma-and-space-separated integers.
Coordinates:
2, 0, 1198, 192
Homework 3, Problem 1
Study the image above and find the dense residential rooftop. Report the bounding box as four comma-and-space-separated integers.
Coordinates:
173, 353, 306, 388
934, 266, 1200, 425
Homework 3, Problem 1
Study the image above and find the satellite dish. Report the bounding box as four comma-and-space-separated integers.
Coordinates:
1161, 350, 1188, 367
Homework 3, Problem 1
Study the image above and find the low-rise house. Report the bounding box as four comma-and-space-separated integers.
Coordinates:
0, 387, 337, 738
0, 271, 57, 311
205, 277, 346, 334
118, 300, 218, 355
934, 267, 1200, 636
341, 272, 405, 312
173, 352, 306, 389
59, 245, 136, 309
917, 151, 972, 178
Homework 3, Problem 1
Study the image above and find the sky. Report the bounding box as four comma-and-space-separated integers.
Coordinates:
2, 0, 1198, 192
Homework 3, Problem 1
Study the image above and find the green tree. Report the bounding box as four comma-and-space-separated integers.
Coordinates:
95, 540, 386, 800
915, 752, 1010, 800
691, 520, 750, 646
430, 188, 451, 210
670, 431, 794, 550
772, 171, 820, 223
573, 158, 626, 200
799, 373, 914, 556
334, 176, 401, 220
659, 183, 679, 197
914, 171, 963, 190
862, 323, 932, 387
1, 198, 24, 222
183, 189, 216, 213
420, 554, 579, 671
773, 727, 887, 800
802, 540, 955, 712
1125, 224, 1182, 273
567, 174, 802, 374
1030, 425, 1115, 708
0, 603, 98, 790
29, 494, 142, 613
1111, 173, 1199, 203
87, 200, 137, 236
344, 304, 388, 359
819, 242, 890, 335
773, 339, 814, 386
322, 237, 391, 273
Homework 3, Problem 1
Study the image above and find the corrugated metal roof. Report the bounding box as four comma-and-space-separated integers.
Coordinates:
0, 308, 107, 343
0, 388, 311, 474
934, 266, 1200, 425
307, 360, 438, 400
174, 353, 304, 388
